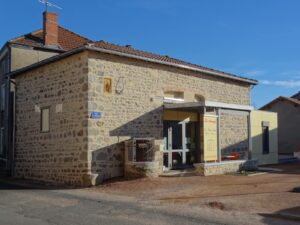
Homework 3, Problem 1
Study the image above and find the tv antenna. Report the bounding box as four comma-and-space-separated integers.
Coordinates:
39, 0, 62, 11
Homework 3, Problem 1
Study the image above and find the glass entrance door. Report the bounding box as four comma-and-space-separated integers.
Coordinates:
163, 120, 197, 169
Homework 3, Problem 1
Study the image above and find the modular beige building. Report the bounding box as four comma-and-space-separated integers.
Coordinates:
261, 94, 300, 155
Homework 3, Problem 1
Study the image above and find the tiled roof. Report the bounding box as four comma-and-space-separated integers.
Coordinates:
9, 26, 91, 51
291, 91, 300, 100
260, 96, 300, 110
7, 27, 257, 84
93, 41, 256, 84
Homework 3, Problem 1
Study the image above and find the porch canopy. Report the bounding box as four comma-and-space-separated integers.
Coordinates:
164, 100, 254, 112
163, 100, 254, 166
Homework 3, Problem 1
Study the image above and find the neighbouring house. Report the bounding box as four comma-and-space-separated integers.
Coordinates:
261, 93, 300, 155
0, 12, 91, 175
1, 11, 278, 186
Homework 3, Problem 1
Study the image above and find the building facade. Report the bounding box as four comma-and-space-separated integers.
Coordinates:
261, 95, 300, 154
0, 12, 90, 176
1, 11, 278, 186
9, 45, 277, 186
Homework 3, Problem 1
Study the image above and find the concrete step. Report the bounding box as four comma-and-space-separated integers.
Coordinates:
159, 169, 198, 177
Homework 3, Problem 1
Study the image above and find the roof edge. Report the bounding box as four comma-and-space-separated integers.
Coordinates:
260, 96, 300, 110
9, 42, 66, 53
85, 45, 258, 85
9, 44, 258, 85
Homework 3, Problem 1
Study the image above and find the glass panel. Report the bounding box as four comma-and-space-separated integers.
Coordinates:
163, 121, 182, 150
186, 122, 197, 164
171, 122, 182, 149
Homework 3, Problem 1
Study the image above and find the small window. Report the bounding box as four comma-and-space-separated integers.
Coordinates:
0, 127, 4, 155
262, 123, 270, 154
41, 108, 50, 132
164, 91, 184, 102
104, 78, 112, 94
1, 84, 5, 111
164, 91, 184, 99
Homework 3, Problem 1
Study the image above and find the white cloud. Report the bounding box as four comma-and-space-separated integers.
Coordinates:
260, 80, 300, 88
244, 70, 266, 77
280, 71, 300, 77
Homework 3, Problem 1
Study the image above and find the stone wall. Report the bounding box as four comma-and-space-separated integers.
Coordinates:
13, 49, 252, 186
194, 160, 258, 176
220, 110, 249, 160
14, 52, 90, 186
87, 51, 251, 184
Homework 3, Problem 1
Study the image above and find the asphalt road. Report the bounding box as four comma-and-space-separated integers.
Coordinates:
0, 180, 223, 225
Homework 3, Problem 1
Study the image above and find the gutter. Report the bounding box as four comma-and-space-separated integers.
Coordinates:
8, 45, 257, 85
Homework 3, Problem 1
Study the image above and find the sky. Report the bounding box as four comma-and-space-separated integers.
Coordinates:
1, 0, 300, 108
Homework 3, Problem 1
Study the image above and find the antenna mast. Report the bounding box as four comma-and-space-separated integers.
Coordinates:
38, 0, 62, 11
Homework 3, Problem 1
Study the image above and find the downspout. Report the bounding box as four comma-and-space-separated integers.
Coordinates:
248, 111, 253, 160
248, 84, 254, 160
5, 76, 10, 175
217, 108, 221, 162
7, 45, 14, 177
9, 78, 16, 177
249, 84, 255, 108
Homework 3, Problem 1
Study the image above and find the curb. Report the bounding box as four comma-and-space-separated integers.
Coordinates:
0, 178, 72, 190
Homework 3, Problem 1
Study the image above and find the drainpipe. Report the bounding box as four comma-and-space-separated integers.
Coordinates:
9, 77, 16, 177
7, 45, 12, 176
5, 76, 10, 175
217, 108, 221, 162
248, 112, 252, 160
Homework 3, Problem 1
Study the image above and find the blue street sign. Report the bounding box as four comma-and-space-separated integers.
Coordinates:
91, 112, 102, 119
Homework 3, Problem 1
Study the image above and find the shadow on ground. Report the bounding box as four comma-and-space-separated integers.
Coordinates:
260, 206, 300, 224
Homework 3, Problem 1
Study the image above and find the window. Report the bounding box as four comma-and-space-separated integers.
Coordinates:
262, 122, 270, 154
1, 84, 5, 111
164, 91, 184, 102
0, 127, 4, 155
41, 108, 50, 132
0, 58, 7, 75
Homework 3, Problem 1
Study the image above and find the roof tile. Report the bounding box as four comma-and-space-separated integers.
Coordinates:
8, 26, 257, 84
10, 26, 91, 51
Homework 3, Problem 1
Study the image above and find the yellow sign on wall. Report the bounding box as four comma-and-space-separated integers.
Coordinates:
203, 115, 218, 161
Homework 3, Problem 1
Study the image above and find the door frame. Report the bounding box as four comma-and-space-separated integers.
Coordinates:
164, 120, 190, 169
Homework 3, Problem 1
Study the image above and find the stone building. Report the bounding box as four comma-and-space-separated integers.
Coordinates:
0, 12, 91, 175
1, 11, 278, 186
261, 93, 300, 155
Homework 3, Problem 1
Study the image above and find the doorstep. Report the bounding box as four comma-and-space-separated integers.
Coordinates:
159, 168, 197, 177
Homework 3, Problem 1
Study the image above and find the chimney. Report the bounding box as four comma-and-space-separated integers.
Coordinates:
43, 11, 58, 46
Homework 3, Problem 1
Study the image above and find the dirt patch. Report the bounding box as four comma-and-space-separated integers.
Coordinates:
208, 201, 225, 210
89, 162, 300, 215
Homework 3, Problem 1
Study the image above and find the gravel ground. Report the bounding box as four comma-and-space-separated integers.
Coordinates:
89, 162, 300, 220
1, 162, 299, 225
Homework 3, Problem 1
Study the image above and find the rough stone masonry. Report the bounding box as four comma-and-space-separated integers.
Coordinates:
14, 49, 251, 186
